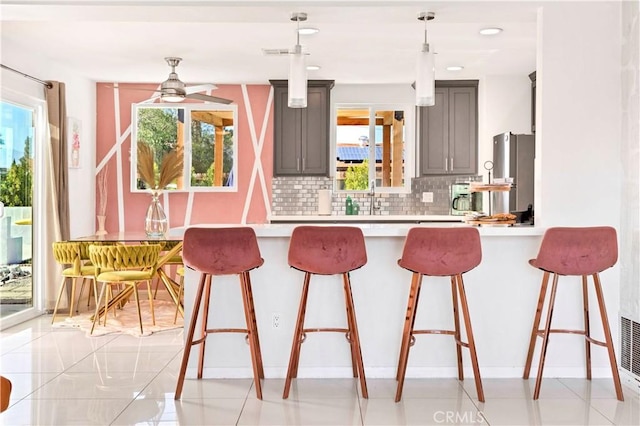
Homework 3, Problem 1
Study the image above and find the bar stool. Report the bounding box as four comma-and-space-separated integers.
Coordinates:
523, 226, 624, 401
395, 227, 484, 402
174, 227, 265, 400
283, 226, 368, 399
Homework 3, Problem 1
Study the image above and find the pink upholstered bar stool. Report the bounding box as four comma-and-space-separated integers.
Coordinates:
395, 227, 484, 402
283, 226, 369, 399
174, 227, 265, 400
523, 226, 624, 401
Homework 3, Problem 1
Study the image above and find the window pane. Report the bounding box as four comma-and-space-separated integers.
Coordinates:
336, 108, 371, 191
190, 109, 234, 187
0, 101, 34, 317
135, 107, 184, 190
375, 109, 404, 188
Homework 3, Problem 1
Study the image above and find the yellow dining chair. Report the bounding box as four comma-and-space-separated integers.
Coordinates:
89, 243, 161, 335
51, 241, 100, 323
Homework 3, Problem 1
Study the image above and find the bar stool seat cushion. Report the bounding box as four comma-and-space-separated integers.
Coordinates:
398, 227, 482, 276
529, 226, 617, 275
183, 227, 264, 275
287, 226, 367, 275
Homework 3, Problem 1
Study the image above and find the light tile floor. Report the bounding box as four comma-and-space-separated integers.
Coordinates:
1, 315, 638, 425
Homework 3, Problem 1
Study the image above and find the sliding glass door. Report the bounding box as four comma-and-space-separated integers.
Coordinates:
0, 92, 43, 327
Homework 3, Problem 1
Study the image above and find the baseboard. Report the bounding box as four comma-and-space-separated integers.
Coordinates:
620, 369, 640, 395
190, 366, 621, 380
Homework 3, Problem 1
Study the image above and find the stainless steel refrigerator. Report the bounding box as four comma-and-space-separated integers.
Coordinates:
492, 132, 535, 214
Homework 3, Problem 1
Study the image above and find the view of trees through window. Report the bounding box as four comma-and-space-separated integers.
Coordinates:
133, 105, 237, 191
335, 107, 406, 192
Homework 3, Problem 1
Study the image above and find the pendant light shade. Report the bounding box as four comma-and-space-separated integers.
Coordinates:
416, 44, 435, 107
288, 12, 308, 108
289, 44, 307, 108
416, 12, 436, 107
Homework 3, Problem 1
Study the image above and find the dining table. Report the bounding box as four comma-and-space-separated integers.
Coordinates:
71, 232, 183, 319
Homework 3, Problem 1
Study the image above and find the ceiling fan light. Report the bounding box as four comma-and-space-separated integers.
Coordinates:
480, 27, 503, 36
416, 44, 435, 107
161, 93, 184, 102
298, 27, 319, 35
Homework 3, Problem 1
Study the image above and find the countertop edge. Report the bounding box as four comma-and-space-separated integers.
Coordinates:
169, 223, 544, 238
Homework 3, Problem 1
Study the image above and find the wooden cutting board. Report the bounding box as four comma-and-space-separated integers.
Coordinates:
465, 219, 516, 227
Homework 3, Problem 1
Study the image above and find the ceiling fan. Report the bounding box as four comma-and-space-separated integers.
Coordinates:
124, 57, 233, 104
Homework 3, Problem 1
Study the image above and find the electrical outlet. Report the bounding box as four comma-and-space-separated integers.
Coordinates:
422, 192, 434, 203
272, 313, 281, 329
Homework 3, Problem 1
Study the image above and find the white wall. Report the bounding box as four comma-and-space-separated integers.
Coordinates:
1, 39, 96, 238
537, 2, 621, 229
477, 75, 532, 169
620, 0, 640, 322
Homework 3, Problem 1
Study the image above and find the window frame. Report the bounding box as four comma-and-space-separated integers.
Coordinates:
333, 102, 414, 194
130, 102, 239, 193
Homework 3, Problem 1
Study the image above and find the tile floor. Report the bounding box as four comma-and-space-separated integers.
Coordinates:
0, 314, 638, 425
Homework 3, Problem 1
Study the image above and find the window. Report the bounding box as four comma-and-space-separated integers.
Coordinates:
335, 105, 411, 193
131, 104, 238, 192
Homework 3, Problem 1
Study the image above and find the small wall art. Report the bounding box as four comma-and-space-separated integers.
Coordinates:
68, 117, 81, 168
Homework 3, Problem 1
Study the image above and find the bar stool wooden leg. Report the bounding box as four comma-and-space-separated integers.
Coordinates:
582, 275, 592, 380
523, 271, 551, 379
244, 273, 265, 379
240, 272, 263, 400
592, 273, 624, 401
456, 274, 484, 402
175, 273, 208, 400
198, 274, 213, 379
533, 273, 559, 400
342, 272, 359, 379
395, 273, 422, 402
451, 275, 464, 381
343, 272, 368, 398
283, 272, 311, 399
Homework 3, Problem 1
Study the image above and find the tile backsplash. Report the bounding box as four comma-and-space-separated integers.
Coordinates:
272, 175, 483, 216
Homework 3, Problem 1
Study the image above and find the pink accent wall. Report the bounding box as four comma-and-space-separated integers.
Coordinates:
95, 83, 273, 232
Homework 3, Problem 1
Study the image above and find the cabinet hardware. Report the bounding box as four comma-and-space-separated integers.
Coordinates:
302, 158, 306, 171
450, 157, 454, 171
297, 157, 301, 172
445, 158, 448, 172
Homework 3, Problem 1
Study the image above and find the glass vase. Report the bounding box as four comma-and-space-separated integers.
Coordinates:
144, 191, 168, 237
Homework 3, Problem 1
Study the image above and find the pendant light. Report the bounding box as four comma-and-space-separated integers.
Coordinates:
416, 11, 435, 107
289, 12, 308, 108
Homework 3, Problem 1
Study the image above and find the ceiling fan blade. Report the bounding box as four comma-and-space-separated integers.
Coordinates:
185, 84, 217, 94
186, 93, 233, 104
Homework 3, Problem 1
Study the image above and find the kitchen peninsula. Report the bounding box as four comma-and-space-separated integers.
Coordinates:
171, 222, 615, 382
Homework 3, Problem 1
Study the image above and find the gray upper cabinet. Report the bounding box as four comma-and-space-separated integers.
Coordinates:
419, 81, 478, 175
270, 80, 334, 176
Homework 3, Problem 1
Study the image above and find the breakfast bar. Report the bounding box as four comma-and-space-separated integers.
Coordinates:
171, 222, 620, 381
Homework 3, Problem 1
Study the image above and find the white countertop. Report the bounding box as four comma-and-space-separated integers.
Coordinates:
170, 222, 544, 237
269, 214, 462, 223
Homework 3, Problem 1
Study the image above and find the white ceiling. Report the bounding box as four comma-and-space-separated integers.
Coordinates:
0, 1, 538, 85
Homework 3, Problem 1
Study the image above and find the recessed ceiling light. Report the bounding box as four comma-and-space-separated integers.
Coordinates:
479, 27, 503, 36
298, 27, 319, 35
306, 65, 321, 71
446, 66, 464, 71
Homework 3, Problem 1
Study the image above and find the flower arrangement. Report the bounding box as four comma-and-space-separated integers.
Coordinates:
137, 142, 183, 190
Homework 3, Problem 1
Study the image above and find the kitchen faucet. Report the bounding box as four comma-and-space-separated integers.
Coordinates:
369, 179, 379, 215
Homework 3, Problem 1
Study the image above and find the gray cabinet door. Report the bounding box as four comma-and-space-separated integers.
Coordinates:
420, 88, 449, 174
420, 82, 478, 176
448, 86, 477, 174
271, 80, 333, 176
